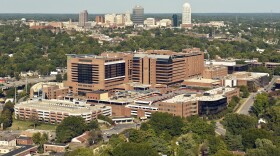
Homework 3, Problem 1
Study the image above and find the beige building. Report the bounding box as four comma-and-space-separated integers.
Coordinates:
203, 66, 228, 79
15, 99, 112, 124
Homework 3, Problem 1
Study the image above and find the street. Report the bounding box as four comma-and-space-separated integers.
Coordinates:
102, 123, 136, 142
236, 76, 279, 115
1, 76, 56, 89
215, 121, 226, 136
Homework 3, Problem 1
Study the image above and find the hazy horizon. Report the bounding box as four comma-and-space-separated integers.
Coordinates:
0, 0, 280, 14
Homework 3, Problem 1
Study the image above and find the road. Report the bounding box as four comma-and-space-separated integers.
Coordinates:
102, 123, 136, 142
1, 76, 56, 89
215, 121, 226, 136
216, 76, 280, 135
236, 76, 279, 115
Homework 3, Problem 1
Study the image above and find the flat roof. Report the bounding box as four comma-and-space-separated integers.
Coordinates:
3, 145, 36, 156
162, 87, 234, 103
15, 99, 109, 114
184, 78, 221, 84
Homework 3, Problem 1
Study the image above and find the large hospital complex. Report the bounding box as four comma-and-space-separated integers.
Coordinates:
15, 48, 270, 123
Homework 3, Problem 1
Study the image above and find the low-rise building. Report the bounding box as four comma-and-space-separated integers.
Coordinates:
15, 99, 112, 124
203, 66, 228, 79
30, 82, 69, 100
158, 87, 239, 117
182, 78, 222, 88
44, 143, 68, 153
16, 137, 33, 145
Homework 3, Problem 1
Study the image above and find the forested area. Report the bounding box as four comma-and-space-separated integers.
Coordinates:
1, 17, 280, 77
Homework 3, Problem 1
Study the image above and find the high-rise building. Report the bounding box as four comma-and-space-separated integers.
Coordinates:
131, 49, 204, 86
65, 53, 132, 95
132, 5, 144, 25
182, 2, 191, 24
105, 14, 116, 24
116, 14, 125, 25
172, 14, 178, 27
65, 49, 204, 94
79, 10, 88, 27
95, 16, 105, 24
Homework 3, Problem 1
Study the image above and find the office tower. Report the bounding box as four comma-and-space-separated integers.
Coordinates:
95, 16, 105, 23
116, 14, 125, 25
182, 2, 191, 24
172, 14, 178, 27
105, 14, 116, 24
132, 49, 204, 86
79, 10, 88, 27
125, 12, 132, 23
65, 53, 132, 95
132, 5, 144, 25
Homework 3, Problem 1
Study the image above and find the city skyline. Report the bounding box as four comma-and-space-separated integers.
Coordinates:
0, 0, 280, 14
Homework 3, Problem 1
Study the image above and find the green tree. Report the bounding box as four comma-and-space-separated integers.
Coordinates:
88, 120, 99, 130
148, 112, 184, 137
242, 129, 272, 149
207, 136, 227, 155
224, 133, 244, 151
246, 149, 268, 156
183, 116, 215, 139
32, 132, 48, 153
65, 148, 93, 156
253, 93, 269, 117
63, 73, 67, 81
222, 114, 257, 135
56, 116, 87, 143
214, 150, 236, 156
240, 85, 250, 98
111, 142, 159, 156
56, 74, 63, 82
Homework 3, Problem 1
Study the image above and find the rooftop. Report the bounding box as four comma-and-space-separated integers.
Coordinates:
15, 99, 109, 114
184, 78, 221, 84
162, 87, 234, 103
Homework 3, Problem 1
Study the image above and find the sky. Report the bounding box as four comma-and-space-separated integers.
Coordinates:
0, 0, 280, 14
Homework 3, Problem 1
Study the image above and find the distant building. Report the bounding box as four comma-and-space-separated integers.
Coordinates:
172, 14, 178, 27
105, 14, 116, 25
144, 18, 156, 27
182, 2, 191, 24
95, 16, 104, 24
132, 5, 144, 25
79, 10, 88, 27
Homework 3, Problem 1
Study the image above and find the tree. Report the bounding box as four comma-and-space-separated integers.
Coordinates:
65, 148, 93, 156
252, 93, 269, 117
148, 112, 184, 137
88, 130, 103, 145
240, 85, 250, 98
183, 116, 215, 139
88, 120, 99, 130
56, 116, 87, 143
246, 149, 268, 156
32, 132, 48, 153
56, 74, 63, 82
111, 142, 159, 156
63, 73, 67, 81
207, 136, 227, 155
224, 133, 244, 151
222, 114, 257, 135
242, 129, 272, 149
213, 150, 236, 156
147, 137, 171, 155
176, 133, 199, 156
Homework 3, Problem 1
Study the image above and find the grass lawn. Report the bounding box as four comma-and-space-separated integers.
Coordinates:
8, 120, 57, 131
